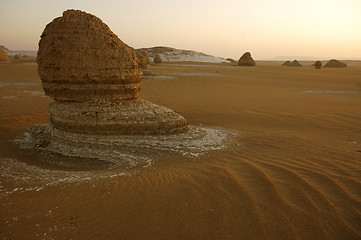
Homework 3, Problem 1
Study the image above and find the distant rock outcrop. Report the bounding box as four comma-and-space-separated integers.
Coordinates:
324, 59, 347, 68
238, 52, 256, 66
226, 58, 237, 64
135, 50, 149, 69
282, 60, 302, 67
291, 60, 302, 66
314, 61, 322, 69
282, 60, 291, 66
154, 54, 162, 64
37, 9, 188, 135
139, 46, 227, 63
0, 48, 10, 62
0, 45, 13, 56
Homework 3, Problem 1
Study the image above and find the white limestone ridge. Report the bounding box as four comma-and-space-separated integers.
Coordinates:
138, 46, 227, 63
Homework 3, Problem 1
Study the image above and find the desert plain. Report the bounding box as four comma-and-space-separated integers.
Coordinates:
1, 57, 361, 239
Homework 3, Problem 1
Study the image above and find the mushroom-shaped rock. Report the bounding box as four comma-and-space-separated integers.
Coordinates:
324, 59, 347, 68
0, 48, 10, 62
238, 52, 256, 66
37, 10, 188, 136
154, 54, 162, 64
314, 61, 322, 69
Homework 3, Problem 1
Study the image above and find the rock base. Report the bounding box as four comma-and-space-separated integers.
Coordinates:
48, 99, 188, 135
14, 124, 231, 169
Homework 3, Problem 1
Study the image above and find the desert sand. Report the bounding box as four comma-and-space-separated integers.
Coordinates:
1, 58, 361, 239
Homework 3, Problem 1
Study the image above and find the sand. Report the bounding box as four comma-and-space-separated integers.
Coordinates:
1, 58, 361, 239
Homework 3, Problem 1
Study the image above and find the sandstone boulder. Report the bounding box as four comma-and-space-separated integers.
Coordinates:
238, 52, 256, 66
324, 59, 347, 68
282, 60, 291, 66
282, 60, 302, 67
291, 60, 302, 66
314, 61, 322, 69
154, 54, 162, 64
135, 50, 149, 69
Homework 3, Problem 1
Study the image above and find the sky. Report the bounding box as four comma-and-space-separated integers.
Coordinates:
0, 0, 360, 60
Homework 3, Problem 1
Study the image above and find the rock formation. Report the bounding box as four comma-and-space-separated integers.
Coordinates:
314, 61, 322, 69
139, 46, 227, 63
0, 45, 13, 56
0, 48, 10, 62
135, 50, 149, 69
282, 60, 302, 67
291, 60, 302, 66
14, 9, 230, 169
238, 52, 256, 66
37, 9, 188, 135
154, 54, 162, 64
226, 58, 237, 65
282, 60, 291, 66
324, 59, 347, 68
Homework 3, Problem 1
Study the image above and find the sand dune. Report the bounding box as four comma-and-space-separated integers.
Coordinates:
1, 59, 361, 239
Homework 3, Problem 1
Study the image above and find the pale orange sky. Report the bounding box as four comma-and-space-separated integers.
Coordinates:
0, 0, 360, 59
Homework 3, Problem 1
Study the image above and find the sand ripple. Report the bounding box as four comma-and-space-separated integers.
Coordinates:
1, 61, 361, 239
2, 132, 361, 239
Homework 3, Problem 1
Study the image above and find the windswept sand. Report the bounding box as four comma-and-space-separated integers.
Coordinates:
1, 59, 361, 239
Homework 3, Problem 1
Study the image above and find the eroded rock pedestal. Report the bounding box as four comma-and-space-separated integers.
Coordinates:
49, 99, 187, 135
15, 10, 230, 168
37, 9, 187, 136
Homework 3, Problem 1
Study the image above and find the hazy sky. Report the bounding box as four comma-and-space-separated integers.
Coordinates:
1, 0, 360, 59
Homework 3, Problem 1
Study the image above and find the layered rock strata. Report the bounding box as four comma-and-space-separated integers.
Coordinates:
49, 99, 187, 135
37, 10, 142, 102
37, 9, 188, 136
